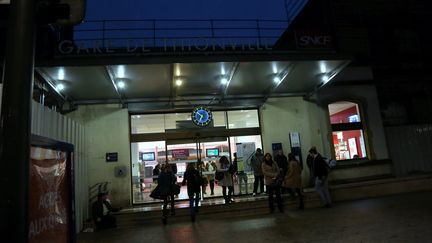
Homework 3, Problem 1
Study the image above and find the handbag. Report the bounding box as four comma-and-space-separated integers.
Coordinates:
215, 171, 224, 181
171, 184, 181, 195
271, 175, 284, 187
150, 184, 164, 200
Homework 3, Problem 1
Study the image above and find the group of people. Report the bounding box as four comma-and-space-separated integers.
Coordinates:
250, 147, 332, 213
92, 146, 333, 229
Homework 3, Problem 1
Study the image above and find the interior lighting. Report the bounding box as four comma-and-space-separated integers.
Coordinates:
175, 79, 183, 86
56, 83, 65, 91
273, 76, 281, 84
117, 80, 125, 89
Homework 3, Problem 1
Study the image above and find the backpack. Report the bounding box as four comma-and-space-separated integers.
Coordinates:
324, 157, 337, 170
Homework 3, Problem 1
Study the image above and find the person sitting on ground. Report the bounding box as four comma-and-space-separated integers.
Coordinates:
92, 192, 121, 230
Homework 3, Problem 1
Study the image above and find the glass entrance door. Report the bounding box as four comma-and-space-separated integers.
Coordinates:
167, 137, 230, 200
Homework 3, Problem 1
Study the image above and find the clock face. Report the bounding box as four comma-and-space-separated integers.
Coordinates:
192, 106, 212, 127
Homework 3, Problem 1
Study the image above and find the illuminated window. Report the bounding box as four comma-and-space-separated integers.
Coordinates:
328, 101, 367, 160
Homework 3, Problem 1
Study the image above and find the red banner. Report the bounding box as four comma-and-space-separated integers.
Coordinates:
28, 147, 70, 243
171, 149, 189, 159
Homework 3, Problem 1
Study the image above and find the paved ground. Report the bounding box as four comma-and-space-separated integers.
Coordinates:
77, 191, 432, 243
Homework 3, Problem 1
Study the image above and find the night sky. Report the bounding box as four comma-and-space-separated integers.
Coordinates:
84, 0, 307, 20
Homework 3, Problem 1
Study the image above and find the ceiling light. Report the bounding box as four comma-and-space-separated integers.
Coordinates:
320, 62, 327, 73
58, 68, 65, 80
322, 75, 330, 83
117, 81, 125, 89
221, 77, 228, 85
175, 79, 183, 86
117, 65, 125, 78
272, 63, 278, 74
56, 83, 65, 91
273, 76, 281, 83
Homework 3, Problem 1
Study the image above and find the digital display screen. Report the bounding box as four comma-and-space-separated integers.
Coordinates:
142, 152, 155, 161
206, 148, 219, 157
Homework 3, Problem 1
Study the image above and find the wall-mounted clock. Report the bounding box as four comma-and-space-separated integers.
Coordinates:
192, 106, 212, 127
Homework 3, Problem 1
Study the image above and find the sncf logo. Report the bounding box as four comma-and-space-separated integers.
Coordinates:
295, 30, 333, 49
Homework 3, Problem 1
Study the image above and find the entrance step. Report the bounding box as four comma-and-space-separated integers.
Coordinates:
111, 174, 432, 229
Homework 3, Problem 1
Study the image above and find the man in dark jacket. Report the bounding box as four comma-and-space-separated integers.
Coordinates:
306, 146, 317, 187
309, 147, 332, 208
92, 192, 121, 230
250, 148, 265, 196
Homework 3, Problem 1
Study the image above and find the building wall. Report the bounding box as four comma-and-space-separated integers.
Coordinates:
260, 96, 326, 184
260, 85, 390, 183
30, 101, 86, 233
316, 84, 389, 160
67, 104, 131, 207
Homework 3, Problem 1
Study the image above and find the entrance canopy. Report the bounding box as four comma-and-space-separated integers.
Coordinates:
36, 58, 350, 113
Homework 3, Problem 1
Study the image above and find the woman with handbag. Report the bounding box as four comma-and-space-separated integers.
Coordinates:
158, 163, 177, 225
262, 153, 283, 213
217, 156, 234, 204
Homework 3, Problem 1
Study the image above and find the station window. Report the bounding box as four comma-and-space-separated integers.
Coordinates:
328, 101, 367, 160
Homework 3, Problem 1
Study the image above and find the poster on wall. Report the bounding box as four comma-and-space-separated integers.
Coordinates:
348, 138, 358, 159
29, 135, 74, 243
271, 143, 283, 157
236, 142, 255, 172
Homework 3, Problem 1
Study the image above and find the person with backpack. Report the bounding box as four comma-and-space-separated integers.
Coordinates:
309, 147, 332, 208
182, 163, 201, 222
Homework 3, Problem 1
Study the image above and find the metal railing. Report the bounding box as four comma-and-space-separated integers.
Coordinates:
88, 181, 110, 205
73, 19, 291, 49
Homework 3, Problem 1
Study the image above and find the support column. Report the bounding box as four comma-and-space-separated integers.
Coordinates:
0, 0, 35, 241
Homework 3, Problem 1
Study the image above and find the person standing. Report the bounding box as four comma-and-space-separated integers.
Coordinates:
262, 153, 283, 213
217, 156, 234, 204
158, 163, 177, 224
206, 161, 217, 195
306, 146, 316, 187
182, 163, 201, 222
309, 147, 332, 208
251, 148, 265, 196
282, 153, 304, 210
274, 150, 288, 193
198, 161, 208, 197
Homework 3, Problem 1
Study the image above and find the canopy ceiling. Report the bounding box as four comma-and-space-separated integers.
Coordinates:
36, 59, 350, 113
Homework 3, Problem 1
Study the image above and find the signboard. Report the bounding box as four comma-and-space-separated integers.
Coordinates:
106, 152, 118, 162
295, 30, 333, 50
236, 142, 255, 172
172, 149, 189, 159
29, 136, 74, 243
289, 132, 301, 147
